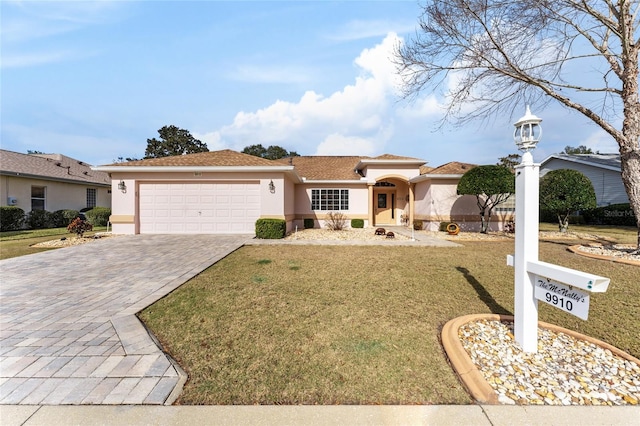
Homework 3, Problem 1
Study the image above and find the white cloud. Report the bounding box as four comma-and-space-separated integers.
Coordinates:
228, 65, 313, 84
580, 129, 620, 154
210, 32, 432, 156
316, 134, 381, 156
1, 50, 75, 69
329, 19, 415, 41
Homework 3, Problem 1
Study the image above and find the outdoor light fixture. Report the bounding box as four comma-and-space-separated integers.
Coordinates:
513, 105, 542, 152
118, 180, 127, 193
268, 180, 275, 193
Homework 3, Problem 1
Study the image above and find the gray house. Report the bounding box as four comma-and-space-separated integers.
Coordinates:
540, 153, 628, 206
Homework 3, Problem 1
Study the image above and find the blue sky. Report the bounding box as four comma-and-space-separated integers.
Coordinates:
1, 1, 620, 167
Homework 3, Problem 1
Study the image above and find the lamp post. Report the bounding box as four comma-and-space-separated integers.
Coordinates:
513, 106, 542, 352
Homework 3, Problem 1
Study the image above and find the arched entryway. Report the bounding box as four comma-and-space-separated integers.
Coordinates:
374, 181, 396, 225
371, 177, 411, 226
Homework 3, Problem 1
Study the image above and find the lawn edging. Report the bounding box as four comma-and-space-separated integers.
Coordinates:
441, 314, 640, 405
567, 245, 640, 266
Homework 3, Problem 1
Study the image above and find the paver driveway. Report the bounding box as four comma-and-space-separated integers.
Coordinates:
0, 234, 251, 405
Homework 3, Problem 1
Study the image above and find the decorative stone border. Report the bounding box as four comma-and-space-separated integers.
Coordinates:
568, 245, 640, 266
441, 313, 640, 404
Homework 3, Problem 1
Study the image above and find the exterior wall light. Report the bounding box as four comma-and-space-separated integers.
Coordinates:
118, 180, 127, 193
268, 180, 275, 194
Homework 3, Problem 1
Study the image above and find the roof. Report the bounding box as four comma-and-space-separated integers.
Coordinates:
541, 154, 621, 172
281, 156, 362, 180
0, 150, 110, 186
427, 162, 477, 175
102, 149, 281, 167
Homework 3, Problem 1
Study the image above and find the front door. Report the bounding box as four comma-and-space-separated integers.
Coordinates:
375, 190, 395, 225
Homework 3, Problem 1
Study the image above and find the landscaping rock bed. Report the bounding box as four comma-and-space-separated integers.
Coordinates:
460, 319, 640, 406
30, 233, 115, 248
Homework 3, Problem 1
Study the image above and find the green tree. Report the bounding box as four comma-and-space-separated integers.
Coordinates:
457, 165, 515, 233
562, 145, 595, 155
242, 144, 299, 160
145, 125, 208, 159
395, 0, 640, 248
497, 154, 521, 171
540, 169, 597, 232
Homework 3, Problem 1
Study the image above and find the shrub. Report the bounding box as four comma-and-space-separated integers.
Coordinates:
439, 222, 450, 232
85, 207, 111, 226
304, 218, 315, 229
51, 209, 80, 227
583, 203, 636, 226
67, 217, 93, 237
351, 219, 364, 228
413, 219, 423, 230
26, 210, 54, 229
325, 212, 348, 231
0, 206, 25, 231
255, 218, 286, 239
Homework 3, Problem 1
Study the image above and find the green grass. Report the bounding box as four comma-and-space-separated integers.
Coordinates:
0, 227, 107, 260
139, 227, 639, 405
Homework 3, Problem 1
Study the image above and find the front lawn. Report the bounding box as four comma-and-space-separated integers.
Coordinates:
139, 231, 639, 405
0, 227, 107, 260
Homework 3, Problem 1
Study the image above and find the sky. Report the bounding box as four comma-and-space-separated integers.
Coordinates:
1, 1, 621, 168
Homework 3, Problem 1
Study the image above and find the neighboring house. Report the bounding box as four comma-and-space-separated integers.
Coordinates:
0, 150, 111, 213
540, 154, 628, 206
94, 149, 508, 235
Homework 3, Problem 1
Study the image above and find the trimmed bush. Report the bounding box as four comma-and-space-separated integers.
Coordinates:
255, 218, 286, 239
0, 206, 25, 231
304, 218, 315, 229
26, 210, 54, 229
583, 203, 636, 226
51, 209, 80, 227
85, 207, 111, 226
351, 219, 364, 229
413, 219, 423, 230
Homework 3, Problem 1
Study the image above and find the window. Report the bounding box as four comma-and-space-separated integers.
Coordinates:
87, 188, 97, 208
31, 186, 46, 211
311, 189, 349, 210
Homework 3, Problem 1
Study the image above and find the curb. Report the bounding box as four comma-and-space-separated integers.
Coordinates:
441, 314, 640, 405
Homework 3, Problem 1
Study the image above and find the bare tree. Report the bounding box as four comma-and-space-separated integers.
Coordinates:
395, 0, 640, 248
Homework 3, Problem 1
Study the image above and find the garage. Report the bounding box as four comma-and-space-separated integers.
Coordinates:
139, 181, 260, 234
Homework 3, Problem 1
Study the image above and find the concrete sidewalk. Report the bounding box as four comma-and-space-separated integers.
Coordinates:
3, 404, 639, 425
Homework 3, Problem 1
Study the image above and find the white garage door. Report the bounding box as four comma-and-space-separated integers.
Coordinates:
139, 182, 260, 234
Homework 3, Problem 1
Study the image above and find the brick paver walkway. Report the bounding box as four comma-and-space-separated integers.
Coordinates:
0, 234, 250, 405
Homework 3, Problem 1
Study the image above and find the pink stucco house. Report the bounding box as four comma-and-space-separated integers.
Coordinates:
94, 149, 512, 235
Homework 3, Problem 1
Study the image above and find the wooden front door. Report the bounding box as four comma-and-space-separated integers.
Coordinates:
374, 190, 395, 224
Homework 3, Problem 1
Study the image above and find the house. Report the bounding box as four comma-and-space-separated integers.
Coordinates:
1, 150, 111, 213
540, 153, 628, 206
94, 149, 511, 235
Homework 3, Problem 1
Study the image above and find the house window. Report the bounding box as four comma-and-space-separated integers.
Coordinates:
31, 186, 46, 211
87, 188, 97, 208
311, 189, 349, 210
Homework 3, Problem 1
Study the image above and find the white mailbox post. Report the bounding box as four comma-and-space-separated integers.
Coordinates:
508, 107, 609, 353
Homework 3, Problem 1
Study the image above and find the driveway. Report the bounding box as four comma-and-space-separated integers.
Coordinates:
0, 234, 251, 405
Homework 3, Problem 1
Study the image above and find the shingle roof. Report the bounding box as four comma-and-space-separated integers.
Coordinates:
0, 150, 110, 185
547, 154, 621, 171
427, 161, 477, 175
103, 149, 281, 167
282, 156, 363, 180
373, 153, 424, 161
